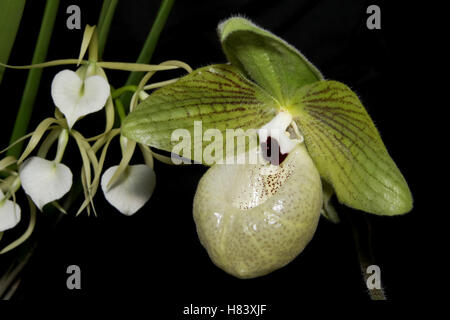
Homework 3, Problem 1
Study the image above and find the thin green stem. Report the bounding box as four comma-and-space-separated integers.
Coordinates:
97, 0, 118, 59
346, 212, 387, 300
7, 0, 60, 159
114, 98, 126, 122
120, 0, 175, 109
111, 85, 138, 99
88, 28, 99, 62
54, 129, 68, 163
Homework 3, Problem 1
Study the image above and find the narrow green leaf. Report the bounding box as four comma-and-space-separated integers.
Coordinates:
7, 0, 60, 159
218, 17, 323, 105
97, 0, 118, 59
122, 64, 279, 164
0, 0, 26, 85
291, 80, 412, 216
121, 0, 175, 108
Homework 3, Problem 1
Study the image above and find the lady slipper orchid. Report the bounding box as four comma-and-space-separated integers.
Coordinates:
0, 190, 21, 232
121, 17, 413, 278
101, 164, 156, 216
19, 157, 73, 211
51, 68, 110, 129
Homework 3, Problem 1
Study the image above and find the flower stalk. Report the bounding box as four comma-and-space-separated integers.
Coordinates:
54, 129, 68, 163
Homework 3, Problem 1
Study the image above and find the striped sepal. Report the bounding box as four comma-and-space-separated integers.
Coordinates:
219, 17, 323, 105
292, 80, 412, 215
122, 64, 279, 164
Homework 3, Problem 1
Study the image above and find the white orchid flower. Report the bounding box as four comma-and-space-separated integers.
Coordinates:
101, 164, 156, 216
51, 67, 110, 129
19, 157, 73, 211
19, 129, 72, 211
0, 190, 21, 232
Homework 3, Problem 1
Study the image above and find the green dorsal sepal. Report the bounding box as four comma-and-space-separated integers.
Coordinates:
218, 16, 323, 105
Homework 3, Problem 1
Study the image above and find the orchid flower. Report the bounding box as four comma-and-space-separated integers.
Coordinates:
122, 17, 413, 278
100, 136, 156, 216
0, 190, 21, 232
19, 129, 72, 211
51, 65, 110, 129
0, 22, 192, 256
101, 164, 156, 216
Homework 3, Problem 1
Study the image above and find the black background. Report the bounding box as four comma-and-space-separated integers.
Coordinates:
0, 0, 438, 311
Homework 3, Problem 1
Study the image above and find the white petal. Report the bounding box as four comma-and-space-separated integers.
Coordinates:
51, 69, 110, 128
19, 157, 73, 211
0, 191, 21, 232
101, 164, 156, 216
278, 133, 301, 154
258, 111, 293, 142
